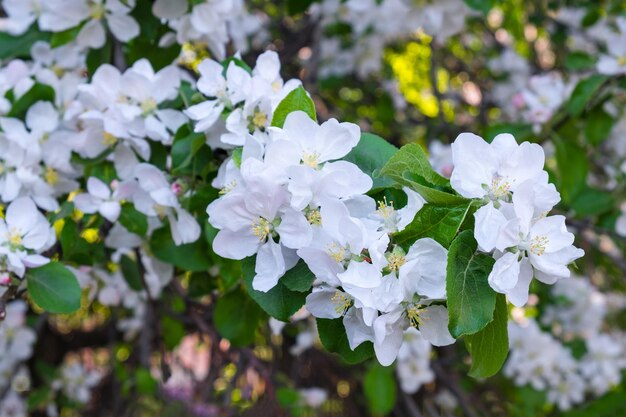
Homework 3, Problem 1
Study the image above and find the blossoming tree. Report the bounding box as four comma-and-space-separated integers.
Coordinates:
0, 0, 624, 416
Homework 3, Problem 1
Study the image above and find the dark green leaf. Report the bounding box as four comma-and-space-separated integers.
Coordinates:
60, 220, 96, 265
171, 126, 207, 173
281, 260, 315, 292
463, 0, 495, 14
316, 318, 374, 364
570, 186, 615, 217
565, 51, 597, 71
0, 29, 50, 60
50, 26, 81, 48
364, 364, 397, 415
214, 287, 264, 346
7, 83, 55, 119
242, 257, 307, 322
395, 202, 471, 249
379, 144, 468, 205
26, 262, 82, 314
86, 41, 111, 77
286, 0, 318, 15
120, 255, 143, 291
150, 226, 211, 272
554, 138, 588, 204
584, 106, 616, 146
566, 75, 608, 116
271, 86, 317, 128
465, 294, 509, 378
118, 203, 148, 236
446, 230, 497, 338
343, 133, 398, 191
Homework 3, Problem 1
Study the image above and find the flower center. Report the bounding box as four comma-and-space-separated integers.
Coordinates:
306, 209, 322, 225
326, 242, 346, 263
8, 228, 22, 247
529, 235, 548, 256
331, 290, 352, 315
252, 217, 271, 242
90, 2, 105, 20
250, 109, 268, 130
618, 56, 626, 67
489, 175, 512, 199
406, 305, 426, 328
302, 151, 320, 169
102, 132, 118, 146
376, 198, 395, 219
386, 252, 406, 271
45, 167, 59, 185
141, 98, 158, 116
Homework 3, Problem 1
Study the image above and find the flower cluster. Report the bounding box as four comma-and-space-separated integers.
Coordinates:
0, 301, 36, 415
506, 276, 626, 410
0, 0, 265, 61
312, 0, 472, 79
450, 133, 584, 307
203, 100, 456, 365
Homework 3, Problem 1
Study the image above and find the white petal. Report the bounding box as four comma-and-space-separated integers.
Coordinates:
418, 305, 455, 346
253, 239, 285, 292
487, 252, 521, 293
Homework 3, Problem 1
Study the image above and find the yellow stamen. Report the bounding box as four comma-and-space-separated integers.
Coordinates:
140, 98, 158, 115
251, 111, 267, 129
306, 209, 322, 226
326, 243, 346, 263
302, 152, 320, 169
387, 253, 406, 271
45, 167, 59, 186
331, 290, 352, 315
376, 197, 395, 219
252, 217, 271, 242
529, 235, 549, 256
103, 132, 118, 146
8, 229, 22, 247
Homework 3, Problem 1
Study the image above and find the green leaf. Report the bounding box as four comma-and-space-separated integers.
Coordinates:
463, 0, 495, 14
150, 227, 211, 272
0, 29, 50, 60
343, 133, 398, 191
135, 368, 158, 395
242, 257, 307, 322
554, 138, 588, 204
286, 0, 318, 15
214, 287, 264, 346
566, 75, 608, 116
281, 260, 315, 292
379, 144, 468, 205
446, 230, 497, 338
364, 364, 397, 415
118, 203, 148, 236
120, 255, 143, 291
565, 51, 597, 71
60, 220, 97, 265
271, 86, 317, 128
161, 297, 186, 349
395, 202, 471, 249
86, 42, 112, 76
7, 83, 55, 119
465, 294, 509, 378
316, 318, 375, 364
221, 56, 253, 74
584, 107, 616, 146
570, 186, 615, 217
50, 26, 81, 48
171, 126, 207, 173
484, 123, 533, 143
26, 262, 82, 314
